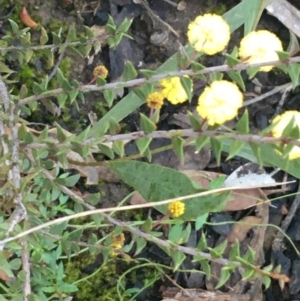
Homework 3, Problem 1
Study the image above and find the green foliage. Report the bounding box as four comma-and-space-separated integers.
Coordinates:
0, 0, 295, 300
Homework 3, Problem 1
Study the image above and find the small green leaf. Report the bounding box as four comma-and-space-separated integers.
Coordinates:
141, 217, 153, 233
134, 237, 147, 256
57, 174, 80, 187
188, 111, 202, 130
195, 214, 208, 231
191, 62, 205, 72
61, 78, 73, 91
228, 70, 245, 91
180, 76, 193, 102
225, 54, 241, 67
210, 71, 223, 82
57, 93, 68, 108
196, 232, 207, 250
32, 82, 44, 95
195, 136, 209, 152
242, 268, 255, 281
250, 142, 263, 167
211, 138, 222, 165
136, 137, 152, 154
123, 60, 137, 81
247, 67, 260, 79
117, 18, 133, 33
276, 50, 290, 61
112, 140, 124, 157
40, 26, 49, 45
170, 250, 186, 271
172, 136, 185, 165
9, 19, 19, 33
56, 123, 67, 143
168, 224, 184, 244
103, 89, 115, 107
140, 69, 156, 79
215, 268, 230, 289
140, 113, 156, 133
236, 109, 249, 133
227, 140, 244, 160
96, 77, 106, 86
229, 240, 240, 260
287, 63, 300, 88
108, 118, 121, 135
99, 144, 115, 159
262, 276, 271, 288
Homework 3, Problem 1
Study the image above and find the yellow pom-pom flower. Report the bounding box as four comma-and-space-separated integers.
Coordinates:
160, 76, 192, 105
168, 200, 185, 218
110, 233, 125, 256
187, 14, 230, 55
197, 80, 243, 126
271, 111, 300, 160
239, 30, 283, 72
146, 92, 164, 110
93, 65, 109, 78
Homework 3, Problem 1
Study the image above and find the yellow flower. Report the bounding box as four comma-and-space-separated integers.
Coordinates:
93, 65, 109, 78
197, 80, 243, 126
239, 30, 283, 72
271, 111, 300, 160
110, 233, 125, 257
160, 76, 192, 105
146, 92, 164, 109
168, 201, 185, 218
187, 14, 230, 55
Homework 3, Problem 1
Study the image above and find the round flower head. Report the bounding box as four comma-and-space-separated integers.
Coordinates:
271, 111, 300, 160
93, 65, 109, 78
187, 14, 230, 55
197, 80, 243, 126
239, 30, 283, 72
146, 92, 164, 110
168, 200, 185, 218
160, 76, 192, 105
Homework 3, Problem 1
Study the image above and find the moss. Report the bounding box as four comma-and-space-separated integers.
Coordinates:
65, 254, 132, 301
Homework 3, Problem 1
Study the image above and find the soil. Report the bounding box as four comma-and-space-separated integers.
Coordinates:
2, 0, 300, 300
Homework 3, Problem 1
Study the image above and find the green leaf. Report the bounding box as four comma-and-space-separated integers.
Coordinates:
168, 224, 184, 244
211, 138, 222, 165
228, 70, 245, 91
262, 275, 271, 288
247, 67, 260, 79
209, 240, 228, 258
123, 60, 137, 80
107, 161, 229, 220
9, 19, 19, 33
225, 53, 240, 67
236, 109, 249, 133
170, 250, 186, 271
103, 89, 115, 107
57, 174, 80, 187
188, 111, 202, 130
112, 140, 124, 157
196, 232, 207, 250
40, 26, 49, 45
227, 140, 245, 160
287, 31, 299, 56
276, 50, 290, 61
140, 113, 156, 133
215, 268, 230, 289
57, 93, 68, 108
140, 217, 153, 233
250, 142, 263, 167
56, 123, 67, 143
172, 136, 185, 165
139, 69, 156, 79
195, 136, 209, 152
99, 144, 115, 159
209, 72, 223, 82
96, 77, 106, 86
108, 118, 121, 135
180, 76, 193, 102
287, 63, 300, 88
195, 214, 208, 230
134, 237, 147, 256
243, 0, 268, 35
136, 137, 152, 154
117, 18, 133, 33
229, 240, 240, 260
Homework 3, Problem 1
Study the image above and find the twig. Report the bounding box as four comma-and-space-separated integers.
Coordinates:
18, 56, 300, 106
0, 175, 292, 248
21, 238, 31, 301
22, 129, 300, 154
243, 83, 293, 107
48, 49, 65, 81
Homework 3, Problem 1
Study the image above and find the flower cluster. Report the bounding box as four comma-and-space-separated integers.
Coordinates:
168, 200, 185, 218
239, 30, 283, 72
146, 92, 164, 110
197, 80, 243, 126
271, 111, 300, 160
110, 233, 125, 256
160, 76, 192, 105
93, 65, 109, 79
187, 14, 230, 55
